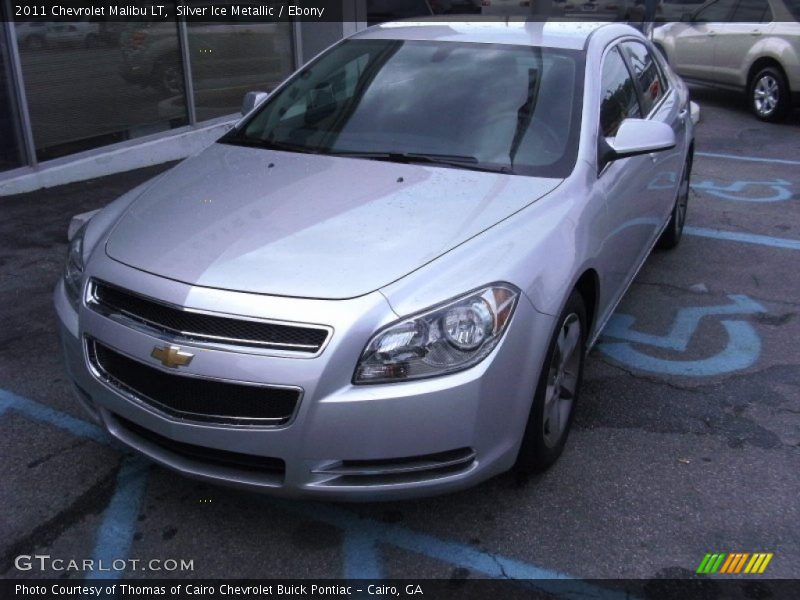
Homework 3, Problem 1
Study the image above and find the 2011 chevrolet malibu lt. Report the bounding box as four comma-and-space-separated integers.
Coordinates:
55, 21, 695, 500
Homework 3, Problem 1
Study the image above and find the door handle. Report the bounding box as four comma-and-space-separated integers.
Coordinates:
649, 153, 658, 163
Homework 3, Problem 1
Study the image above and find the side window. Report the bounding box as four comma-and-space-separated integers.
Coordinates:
731, 0, 771, 22
693, 0, 738, 21
621, 42, 666, 115
599, 46, 641, 138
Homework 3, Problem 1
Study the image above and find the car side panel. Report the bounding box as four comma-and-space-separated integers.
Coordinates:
740, 27, 800, 90
714, 23, 774, 87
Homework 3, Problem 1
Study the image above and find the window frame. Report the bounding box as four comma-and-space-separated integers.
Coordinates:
596, 41, 643, 174
730, 0, 773, 22
619, 40, 670, 119
691, 0, 739, 22
596, 37, 675, 176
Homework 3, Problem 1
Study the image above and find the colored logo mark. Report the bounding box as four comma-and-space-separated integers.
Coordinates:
599, 294, 765, 377
696, 552, 773, 575
692, 178, 794, 203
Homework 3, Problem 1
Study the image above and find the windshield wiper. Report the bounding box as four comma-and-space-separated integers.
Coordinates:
219, 135, 317, 155
325, 151, 513, 174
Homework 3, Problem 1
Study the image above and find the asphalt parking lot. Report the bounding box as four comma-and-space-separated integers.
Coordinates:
1, 84, 798, 591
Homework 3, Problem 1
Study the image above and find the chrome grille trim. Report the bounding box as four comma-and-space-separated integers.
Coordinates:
86, 279, 332, 355
312, 448, 476, 480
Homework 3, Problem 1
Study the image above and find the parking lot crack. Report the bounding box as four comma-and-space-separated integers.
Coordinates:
0, 459, 121, 574
594, 357, 708, 393
26, 438, 89, 469
633, 280, 800, 309
488, 552, 512, 579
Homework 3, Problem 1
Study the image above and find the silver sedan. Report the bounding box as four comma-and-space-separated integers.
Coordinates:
55, 21, 695, 500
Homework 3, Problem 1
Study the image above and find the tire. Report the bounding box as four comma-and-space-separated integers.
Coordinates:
749, 66, 790, 122
515, 290, 587, 473
657, 149, 692, 250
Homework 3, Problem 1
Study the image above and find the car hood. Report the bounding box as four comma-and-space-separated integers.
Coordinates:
105, 143, 560, 299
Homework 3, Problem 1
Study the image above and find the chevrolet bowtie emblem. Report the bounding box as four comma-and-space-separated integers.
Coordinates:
151, 345, 194, 369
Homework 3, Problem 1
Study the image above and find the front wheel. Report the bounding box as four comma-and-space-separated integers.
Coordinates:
515, 291, 586, 473
657, 150, 692, 250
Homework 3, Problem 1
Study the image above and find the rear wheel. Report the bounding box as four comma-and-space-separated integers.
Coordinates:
657, 150, 692, 250
749, 66, 790, 122
516, 291, 586, 473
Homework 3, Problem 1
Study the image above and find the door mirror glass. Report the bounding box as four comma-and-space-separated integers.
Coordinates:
241, 91, 268, 116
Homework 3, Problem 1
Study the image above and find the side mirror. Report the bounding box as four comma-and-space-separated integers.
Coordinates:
601, 118, 676, 167
241, 91, 268, 116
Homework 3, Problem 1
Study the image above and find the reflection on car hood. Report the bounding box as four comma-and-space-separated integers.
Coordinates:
105, 143, 561, 299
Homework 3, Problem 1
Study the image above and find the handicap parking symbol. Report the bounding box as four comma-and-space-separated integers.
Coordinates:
598, 294, 766, 377
691, 178, 794, 203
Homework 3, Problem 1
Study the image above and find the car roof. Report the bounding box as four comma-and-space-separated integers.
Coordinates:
352, 19, 625, 50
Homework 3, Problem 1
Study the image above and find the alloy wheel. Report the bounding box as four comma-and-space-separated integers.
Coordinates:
753, 75, 779, 118
542, 313, 582, 448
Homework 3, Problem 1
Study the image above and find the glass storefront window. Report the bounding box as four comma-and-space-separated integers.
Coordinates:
14, 6, 188, 162
187, 20, 294, 120
1, 20, 26, 172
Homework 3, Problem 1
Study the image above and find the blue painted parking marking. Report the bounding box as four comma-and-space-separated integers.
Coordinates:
692, 178, 794, 202
343, 529, 384, 579
89, 456, 150, 580
2, 388, 632, 598
273, 500, 630, 599
599, 295, 765, 377
0, 388, 111, 446
684, 227, 800, 251
696, 151, 800, 166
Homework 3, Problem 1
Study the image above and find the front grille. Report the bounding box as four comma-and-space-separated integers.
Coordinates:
88, 280, 329, 353
88, 339, 300, 425
114, 414, 285, 479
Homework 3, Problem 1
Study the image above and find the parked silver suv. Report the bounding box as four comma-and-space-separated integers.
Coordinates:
652, 0, 800, 120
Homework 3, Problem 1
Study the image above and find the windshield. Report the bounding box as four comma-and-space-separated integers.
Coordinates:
221, 39, 584, 177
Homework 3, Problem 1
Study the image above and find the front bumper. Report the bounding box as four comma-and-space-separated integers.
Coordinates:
55, 260, 553, 501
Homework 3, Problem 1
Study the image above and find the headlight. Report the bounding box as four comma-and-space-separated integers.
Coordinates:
64, 224, 87, 309
354, 284, 519, 384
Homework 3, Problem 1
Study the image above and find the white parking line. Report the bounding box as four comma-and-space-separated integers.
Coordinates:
696, 152, 800, 167
685, 226, 800, 251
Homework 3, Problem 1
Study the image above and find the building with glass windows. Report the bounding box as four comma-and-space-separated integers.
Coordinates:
0, 1, 375, 194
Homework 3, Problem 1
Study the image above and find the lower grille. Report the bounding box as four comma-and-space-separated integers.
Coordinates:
87, 339, 300, 425
115, 414, 285, 479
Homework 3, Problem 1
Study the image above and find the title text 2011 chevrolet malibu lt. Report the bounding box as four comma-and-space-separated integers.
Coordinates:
55, 21, 694, 500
